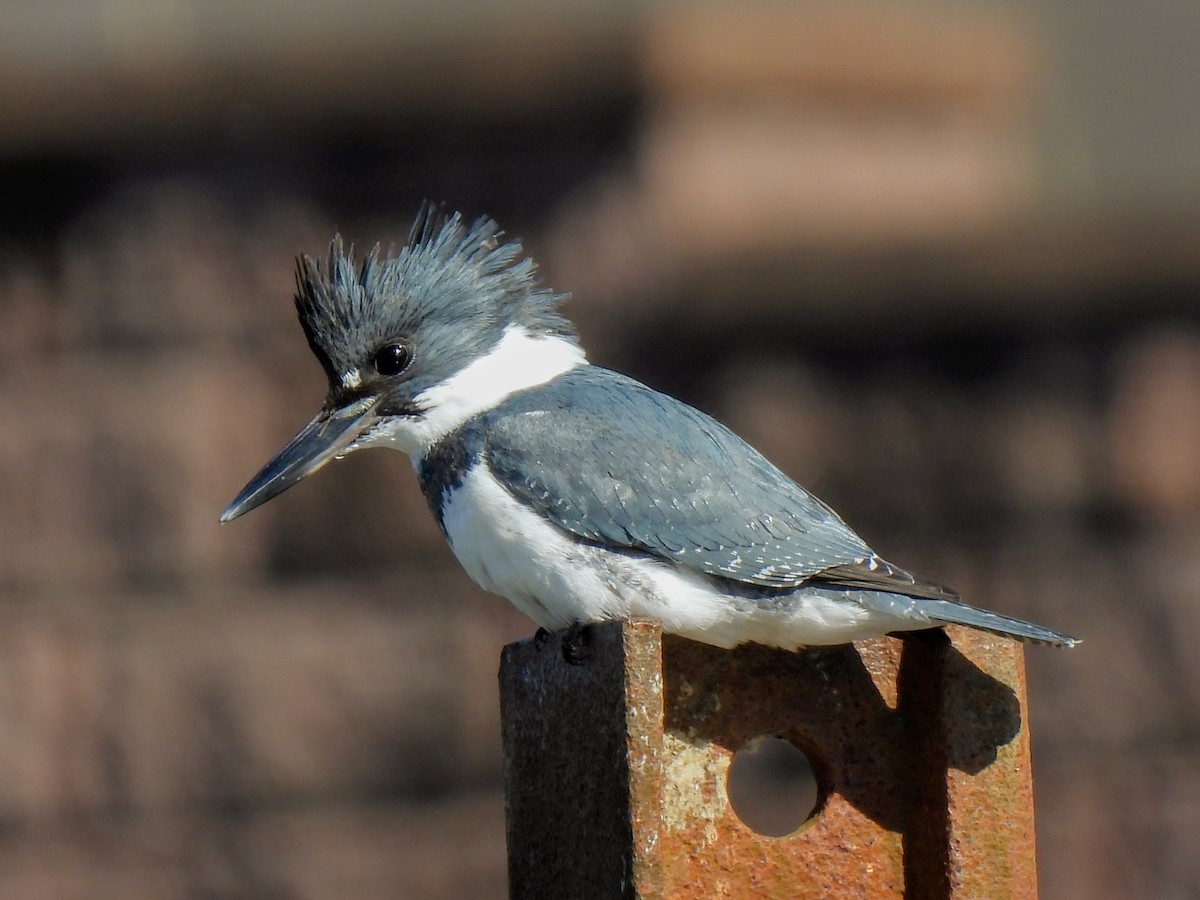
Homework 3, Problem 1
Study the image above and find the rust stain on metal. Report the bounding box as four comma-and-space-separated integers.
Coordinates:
940, 627, 1039, 898
501, 619, 1037, 898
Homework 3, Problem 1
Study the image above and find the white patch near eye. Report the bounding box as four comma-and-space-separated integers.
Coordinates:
341, 368, 362, 390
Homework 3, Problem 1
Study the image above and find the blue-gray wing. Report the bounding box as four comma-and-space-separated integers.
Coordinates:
480, 367, 887, 589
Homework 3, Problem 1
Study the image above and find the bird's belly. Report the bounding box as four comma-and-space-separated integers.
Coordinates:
439, 466, 634, 629
437, 466, 894, 648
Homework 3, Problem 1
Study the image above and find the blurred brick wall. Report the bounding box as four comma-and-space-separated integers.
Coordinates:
0, 184, 532, 898
0, 2, 1198, 898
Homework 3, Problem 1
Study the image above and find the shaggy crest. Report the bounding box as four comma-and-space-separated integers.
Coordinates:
294, 206, 576, 384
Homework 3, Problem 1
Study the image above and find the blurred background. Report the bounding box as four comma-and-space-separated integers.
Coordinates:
1, 0, 1197, 896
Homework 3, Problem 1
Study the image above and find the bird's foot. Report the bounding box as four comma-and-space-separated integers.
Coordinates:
534, 627, 552, 650
561, 622, 593, 666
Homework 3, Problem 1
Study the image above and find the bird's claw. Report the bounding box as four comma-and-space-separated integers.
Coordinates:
561, 622, 592, 666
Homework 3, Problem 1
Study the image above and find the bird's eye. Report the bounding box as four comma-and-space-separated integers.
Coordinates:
373, 342, 413, 377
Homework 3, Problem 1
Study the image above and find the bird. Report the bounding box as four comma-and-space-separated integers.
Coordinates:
220, 207, 1079, 652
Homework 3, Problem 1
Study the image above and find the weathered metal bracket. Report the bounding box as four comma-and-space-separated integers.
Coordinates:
500, 619, 1036, 898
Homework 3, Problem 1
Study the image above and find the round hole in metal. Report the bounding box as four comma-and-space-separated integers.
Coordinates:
727, 735, 821, 837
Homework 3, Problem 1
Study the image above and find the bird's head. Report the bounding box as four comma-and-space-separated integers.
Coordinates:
220, 207, 583, 523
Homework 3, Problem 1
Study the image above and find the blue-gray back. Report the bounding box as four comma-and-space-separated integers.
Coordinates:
425, 365, 897, 590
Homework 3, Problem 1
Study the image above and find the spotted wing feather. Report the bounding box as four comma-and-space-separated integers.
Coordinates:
481, 366, 928, 591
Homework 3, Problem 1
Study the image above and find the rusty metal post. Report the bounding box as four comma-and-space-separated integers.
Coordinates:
500, 619, 1038, 899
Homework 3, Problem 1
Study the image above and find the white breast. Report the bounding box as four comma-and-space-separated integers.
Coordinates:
440, 465, 632, 630
438, 465, 887, 649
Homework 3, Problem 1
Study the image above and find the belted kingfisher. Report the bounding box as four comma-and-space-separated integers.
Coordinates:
221, 208, 1078, 651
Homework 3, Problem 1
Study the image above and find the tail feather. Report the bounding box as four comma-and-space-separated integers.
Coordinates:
864, 594, 1080, 648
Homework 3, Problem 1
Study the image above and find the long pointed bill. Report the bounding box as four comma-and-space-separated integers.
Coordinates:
219, 397, 378, 523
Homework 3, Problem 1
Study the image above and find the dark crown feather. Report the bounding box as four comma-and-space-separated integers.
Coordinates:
293, 208, 576, 382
